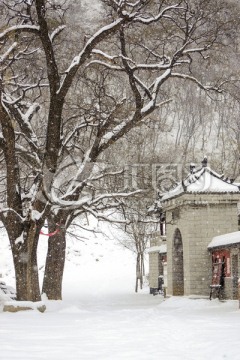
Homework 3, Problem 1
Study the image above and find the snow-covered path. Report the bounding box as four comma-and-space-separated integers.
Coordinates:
1, 293, 240, 360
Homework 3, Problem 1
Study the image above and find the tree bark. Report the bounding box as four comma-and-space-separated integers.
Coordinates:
10, 222, 41, 302
42, 219, 66, 300
135, 253, 141, 293
13, 249, 40, 302
0, 94, 43, 302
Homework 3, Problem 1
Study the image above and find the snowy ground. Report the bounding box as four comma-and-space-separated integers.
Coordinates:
0, 225, 240, 360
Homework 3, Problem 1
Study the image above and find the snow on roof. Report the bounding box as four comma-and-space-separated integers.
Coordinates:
208, 231, 240, 249
147, 244, 167, 254
160, 164, 240, 202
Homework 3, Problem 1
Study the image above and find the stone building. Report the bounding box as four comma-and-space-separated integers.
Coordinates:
148, 159, 240, 298
208, 231, 240, 299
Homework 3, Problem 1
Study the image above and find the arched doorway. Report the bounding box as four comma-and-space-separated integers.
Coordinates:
172, 228, 184, 295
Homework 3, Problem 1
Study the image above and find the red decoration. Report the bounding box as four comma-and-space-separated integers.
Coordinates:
212, 249, 231, 278
40, 224, 60, 237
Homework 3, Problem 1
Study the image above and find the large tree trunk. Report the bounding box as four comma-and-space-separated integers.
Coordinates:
42, 219, 66, 300
13, 249, 41, 302
11, 222, 41, 302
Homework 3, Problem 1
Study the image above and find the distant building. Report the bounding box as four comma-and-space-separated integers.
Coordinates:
148, 234, 167, 295
148, 159, 240, 299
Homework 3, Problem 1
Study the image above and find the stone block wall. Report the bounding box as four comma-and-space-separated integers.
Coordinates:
148, 236, 166, 293
165, 210, 189, 295
163, 193, 239, 297
148, 252, 160, 292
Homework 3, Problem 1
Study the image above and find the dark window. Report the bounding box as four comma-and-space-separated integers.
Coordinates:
160, 212, 166, 236
172, 208, 180, 221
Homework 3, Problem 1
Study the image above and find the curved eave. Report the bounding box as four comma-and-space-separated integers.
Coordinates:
208, 231, 240, 250
208, 242, 240, 250
161, 191, 240, 208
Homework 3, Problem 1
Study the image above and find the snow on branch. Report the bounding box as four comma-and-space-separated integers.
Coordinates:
171, 72, 223, 93
61, 121, 98, 152
133, 3, 184, 24
133, 75, 152, 99
61, 147, 94, 199
58, 18, 125, 98
89, 50, 172, 74
131, 62, 171, 71
92, 49, 136, 67
3, 98, 40, 152
88, 189, 143, 207
99, 121, 127, 148
125, 1, 142, 7
50, 25, 66, 42
0, 207, 25, 222
47, 190, 91, 210
183, 46, 210, 55
15, 144, 41, 169
63, 19, 124, 72
141, 68, 172, 115
92, 49, 119, 62
0, 42, 18, 65
0, 25, 39, 42
81, 206, 131, 224
46, 169, 144, 210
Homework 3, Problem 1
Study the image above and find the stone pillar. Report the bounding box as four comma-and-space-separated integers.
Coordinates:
149, 251, 160, 293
